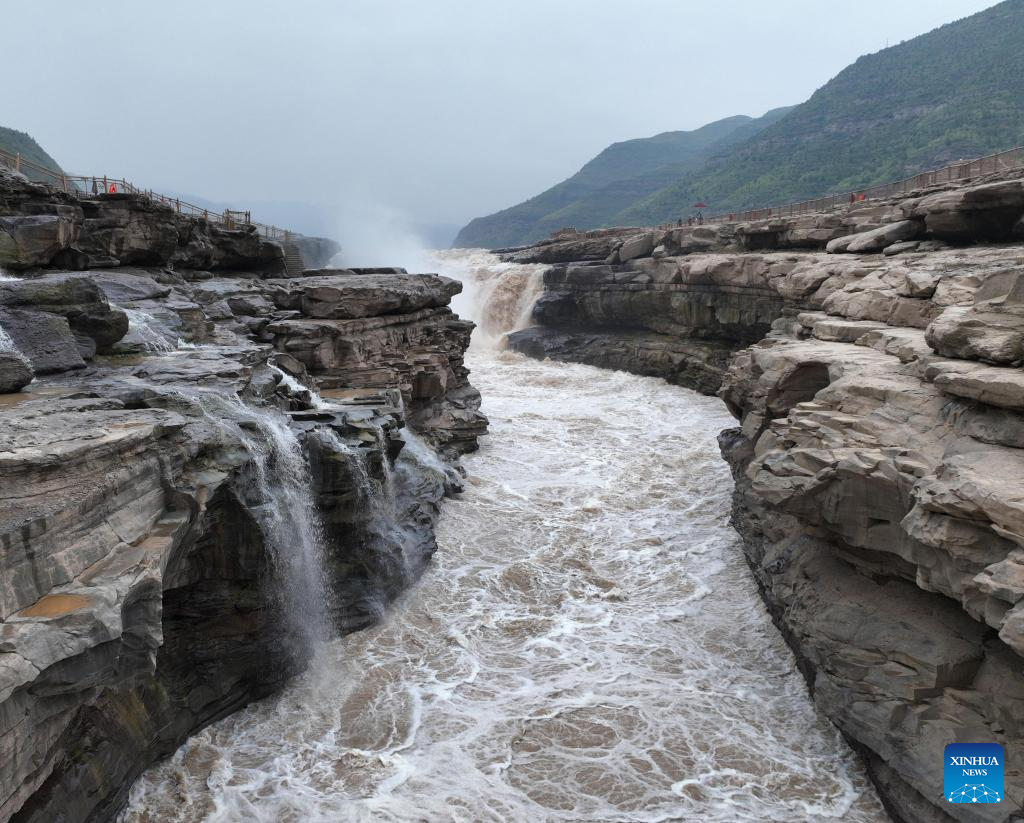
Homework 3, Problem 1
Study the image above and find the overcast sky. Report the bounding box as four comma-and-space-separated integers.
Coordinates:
1, 0, 1001, 242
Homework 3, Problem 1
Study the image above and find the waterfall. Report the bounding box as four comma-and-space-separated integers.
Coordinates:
0, 268, 29, 362
0, 317, 31, 368
322, 425, 451, 610
0, 324, 18, 353
240, 412, 333, 645
124, 337, 887, 822
122, 307, 179, 353
181, 388, 335, 647
269, 364, 330, 410
432, 249, 546, 346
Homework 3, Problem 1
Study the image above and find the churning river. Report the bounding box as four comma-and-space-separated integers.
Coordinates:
122, 251, 886, 822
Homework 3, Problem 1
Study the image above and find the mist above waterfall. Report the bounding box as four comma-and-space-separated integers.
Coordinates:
328, 202, 435, 271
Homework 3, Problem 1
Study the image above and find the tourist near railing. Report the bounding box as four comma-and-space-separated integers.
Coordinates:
685, 145, 1024, 226
0, 147, 293, 242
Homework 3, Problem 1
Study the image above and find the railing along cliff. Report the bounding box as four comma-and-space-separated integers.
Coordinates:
697, 146, 1024, 225
0, 147, 293, 242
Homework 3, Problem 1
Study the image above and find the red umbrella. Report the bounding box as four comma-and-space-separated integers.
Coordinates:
692, 202, 707, 209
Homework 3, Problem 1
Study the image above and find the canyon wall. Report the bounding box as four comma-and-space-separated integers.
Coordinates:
509, 171, 1024, 823
0, 167, 484, 822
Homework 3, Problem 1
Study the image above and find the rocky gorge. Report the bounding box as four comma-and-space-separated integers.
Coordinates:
506, 171, 1024, 822
5, 151, 1024, 823
0, 166, 485, 821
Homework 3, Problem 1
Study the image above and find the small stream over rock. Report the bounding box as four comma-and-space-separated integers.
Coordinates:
120, 250, 885, 822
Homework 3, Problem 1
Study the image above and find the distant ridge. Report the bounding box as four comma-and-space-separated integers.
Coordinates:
453, 108, 792, 249
456, 0, 1024, 249
0, 126, 64, 183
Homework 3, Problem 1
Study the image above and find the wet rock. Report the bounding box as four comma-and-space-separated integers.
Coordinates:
0, 174, 482, 822
268, 271, 461, 319
0, 351, 32, 392
510, 173, 1024, 823
0, 215, 77, 268
0, 309, 86, 373
0, 274, 129, 354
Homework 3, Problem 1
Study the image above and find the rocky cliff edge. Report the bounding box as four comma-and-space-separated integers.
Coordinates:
508, 170, 1024, 823
0, 167, 485, 822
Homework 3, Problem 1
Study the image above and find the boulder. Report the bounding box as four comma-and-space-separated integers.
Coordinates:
269, 272, 462, 319
0, 275, 129, 353
664, 226, 722, 254
910, 179, 1024, 241
882, 240, 920, 256
0, 215, 77, 269
0, 351, 32, 393
825, 233, 858, 254
926, 306, 1024, 365
842, 220, 925, 254
617, 232, 657, 262
0, 309, 86, 373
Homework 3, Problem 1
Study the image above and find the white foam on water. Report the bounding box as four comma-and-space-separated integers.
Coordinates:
434, 248, 546, 348
0, 267, 28, 360
0, 324, 18, 353
122, 307, 179, 352
120, 251, 886, 822
270, 364, 332, 410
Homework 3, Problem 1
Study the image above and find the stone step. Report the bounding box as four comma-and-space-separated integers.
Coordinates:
282, 241, 306, 277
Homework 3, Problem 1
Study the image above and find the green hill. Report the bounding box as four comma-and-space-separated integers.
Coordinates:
456, 0, 1024, 248
0, 126, 65, 183
452, 108, 793, 249
619, 0, 1024, 224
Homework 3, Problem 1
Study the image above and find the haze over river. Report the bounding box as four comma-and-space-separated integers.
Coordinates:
122, 251, 885, 822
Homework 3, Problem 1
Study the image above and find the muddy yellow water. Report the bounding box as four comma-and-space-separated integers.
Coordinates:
122, 337, 886, 822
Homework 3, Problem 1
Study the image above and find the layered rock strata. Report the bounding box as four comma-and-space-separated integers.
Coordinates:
509, 172, 1024, 823
508, 170, 1024, 396
0, 170, 484, 821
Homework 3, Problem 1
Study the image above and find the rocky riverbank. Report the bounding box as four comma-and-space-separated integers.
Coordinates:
507, 171, 1024, 823
0, 167, 485, 822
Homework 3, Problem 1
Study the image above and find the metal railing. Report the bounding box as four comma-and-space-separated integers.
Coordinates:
693, 146, 1024, 225
0, 147, 294, 242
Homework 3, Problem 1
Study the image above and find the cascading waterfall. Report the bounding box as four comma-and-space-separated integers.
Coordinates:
0, 267, 28, 361
180, 388, 335, 647
122, 249, 885, 823
436, 248, 546, 346
270, 364, 331, 410
121, 307, 179, 353
322, 425, 434, 593
240, 411, 334, 645
0, 324, 19, 353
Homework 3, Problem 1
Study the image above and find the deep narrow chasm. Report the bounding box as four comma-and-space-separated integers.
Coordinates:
120, 250, 886, 823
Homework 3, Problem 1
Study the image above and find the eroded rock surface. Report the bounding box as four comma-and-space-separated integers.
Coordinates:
0, 172, 484, 822
508, 171, 1024, 823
